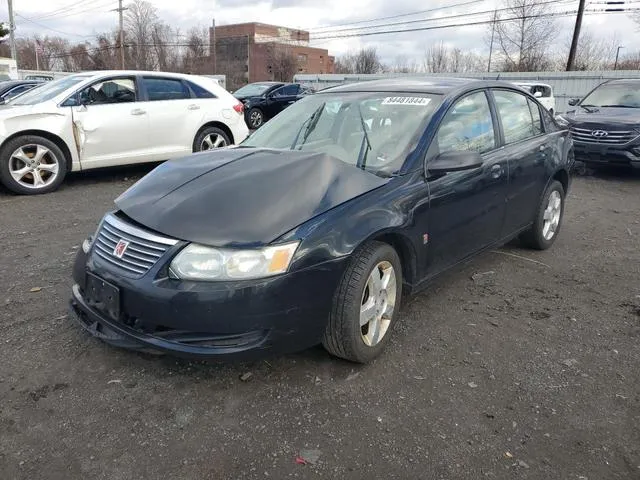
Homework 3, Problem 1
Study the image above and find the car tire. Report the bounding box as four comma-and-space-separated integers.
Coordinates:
323, 241, 403, 363
193, 126, 231, 152
520, 180, 565, 250
0, 135, 68, 195
246, 108, 264, 129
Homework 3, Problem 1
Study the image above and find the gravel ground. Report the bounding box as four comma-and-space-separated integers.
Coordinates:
1, 166, 639, 480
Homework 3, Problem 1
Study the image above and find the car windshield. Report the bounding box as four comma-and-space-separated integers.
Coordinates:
242, 92, 440, 176
9, 74, 90, 105
580, 83, 640, 108
234, 83, 275, 97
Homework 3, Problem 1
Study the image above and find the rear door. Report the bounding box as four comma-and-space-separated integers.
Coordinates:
425, 90, 509, 275
490, 88, 550, 236
139, 76, 204, 160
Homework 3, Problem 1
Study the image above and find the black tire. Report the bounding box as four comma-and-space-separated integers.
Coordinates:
0, 135, 68, 195
246, 108, 264, 129
193, 126, 231, 152
520, 180, 565, 250
323, 241, 403, 363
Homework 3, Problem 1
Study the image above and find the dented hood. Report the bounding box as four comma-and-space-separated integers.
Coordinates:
115, 148, 388, 246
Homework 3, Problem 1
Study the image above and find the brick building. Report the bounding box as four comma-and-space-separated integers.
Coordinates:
210, 22, 334, 90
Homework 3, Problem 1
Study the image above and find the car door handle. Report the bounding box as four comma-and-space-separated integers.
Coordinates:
540, 144, 548, 156
188, 104, 201, 110
490, 164, 503, 179
130, 108, 146, 116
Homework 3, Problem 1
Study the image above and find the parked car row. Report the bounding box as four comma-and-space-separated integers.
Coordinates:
0, 71, 248, 194
0, 79, 44, 104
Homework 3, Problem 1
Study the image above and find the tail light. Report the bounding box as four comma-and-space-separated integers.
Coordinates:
233, 102, 244, 114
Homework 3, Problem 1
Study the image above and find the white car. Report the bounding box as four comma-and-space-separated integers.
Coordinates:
0, 71, 249, 195
514, 82, 556, 115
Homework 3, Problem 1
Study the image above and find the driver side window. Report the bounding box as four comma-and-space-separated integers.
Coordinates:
432, 91, 495, 158
78, 77, 136, 105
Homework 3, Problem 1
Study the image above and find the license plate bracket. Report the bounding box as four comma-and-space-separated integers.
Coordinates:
85, 272, 121, 321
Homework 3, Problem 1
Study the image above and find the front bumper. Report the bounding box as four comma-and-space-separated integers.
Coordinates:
573, 142, 640, 169
70, 244, 348, 360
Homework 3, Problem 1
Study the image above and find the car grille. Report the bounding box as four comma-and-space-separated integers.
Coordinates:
92, 213, 178, 277
570, 126, 639, 145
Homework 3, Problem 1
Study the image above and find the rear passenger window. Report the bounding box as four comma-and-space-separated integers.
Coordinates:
435, 91, 495, 155
493, 90, 537, 144
143, 77, 190, 101
528, 99, 544, 135
186, 81, 215, 99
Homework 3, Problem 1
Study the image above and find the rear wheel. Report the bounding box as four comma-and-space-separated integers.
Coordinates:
0, 135, 67, 195
323, 241, 402, 363
520, 180, 565, 250
246, 108, 264, 129
193, 126, 231, 152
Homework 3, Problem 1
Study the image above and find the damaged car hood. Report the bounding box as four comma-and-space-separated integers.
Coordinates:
115, 148, 388, 246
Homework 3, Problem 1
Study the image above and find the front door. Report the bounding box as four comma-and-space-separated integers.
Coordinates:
72, 76, 151, 169
423, 90, 509, 277
265, 84, 300, 118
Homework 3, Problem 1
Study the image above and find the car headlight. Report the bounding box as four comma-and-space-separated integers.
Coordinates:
169, 242, 300, 281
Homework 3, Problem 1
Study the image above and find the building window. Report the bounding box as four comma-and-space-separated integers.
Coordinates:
297, 53, 308, 65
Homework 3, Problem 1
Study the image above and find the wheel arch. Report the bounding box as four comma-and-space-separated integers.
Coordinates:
0, 130, 74, 172
366, 230, 419, 289
552, 167, 569, 194
193, 122, 235, 151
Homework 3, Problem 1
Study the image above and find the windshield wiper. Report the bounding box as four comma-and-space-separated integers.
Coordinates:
290, 102, 325, 150
579, 104, 599, 113
356, 104, 372, 170
601, 104, 638, 108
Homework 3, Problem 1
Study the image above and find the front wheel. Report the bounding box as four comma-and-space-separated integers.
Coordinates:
520, 180, 565, 250
246, 108, 264, 129
323, 241, 402, 363
0, 135, 67, 195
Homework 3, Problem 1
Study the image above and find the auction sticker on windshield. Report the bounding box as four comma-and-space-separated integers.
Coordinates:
381, 97, 431, 106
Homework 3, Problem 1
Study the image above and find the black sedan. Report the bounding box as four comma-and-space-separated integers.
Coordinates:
0, 80, 43, 104
70, 78, 574, 363
233, 81, 312, 129
559, 79, 640, 170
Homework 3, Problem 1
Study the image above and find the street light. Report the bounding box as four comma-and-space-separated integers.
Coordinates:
614, 46, 624, 70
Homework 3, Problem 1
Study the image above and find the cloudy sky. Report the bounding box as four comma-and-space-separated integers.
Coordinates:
2, 0, 638, 65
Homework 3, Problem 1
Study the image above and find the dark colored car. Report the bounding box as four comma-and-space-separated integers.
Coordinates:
559, 79, 640, 170
70, 78, 573, 363
0, 80, 43, 104
233, 81, 312, 129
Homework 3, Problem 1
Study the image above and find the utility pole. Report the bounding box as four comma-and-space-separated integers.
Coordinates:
487, 9, 497, 73
112, 0, 128, 69
7, 0, 18, 65
614, 45, 624, 70
212, 18, 216, 74
566, 0, 586, 71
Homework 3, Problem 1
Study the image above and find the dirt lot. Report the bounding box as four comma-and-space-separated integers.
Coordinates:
1, 166, 639, 480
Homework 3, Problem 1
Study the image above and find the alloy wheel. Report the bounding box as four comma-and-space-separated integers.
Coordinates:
249, 110, 263, 129
200, 133, 227, 150
9, 144, 60, 190
542, 190, 562, 240
360, 261, 397, 347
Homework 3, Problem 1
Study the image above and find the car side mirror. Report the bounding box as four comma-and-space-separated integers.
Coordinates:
534, 91, 543, 98
568, 98, 580, 106
428, 151, 483, 175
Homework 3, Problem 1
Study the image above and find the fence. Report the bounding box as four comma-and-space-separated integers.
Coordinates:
294, 70, 640, 113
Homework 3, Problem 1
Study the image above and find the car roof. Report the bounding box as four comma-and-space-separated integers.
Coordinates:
514, 82, 551, 87
606, 78, 640, 84
0, 80, 40, 87
319, 77, 523, 95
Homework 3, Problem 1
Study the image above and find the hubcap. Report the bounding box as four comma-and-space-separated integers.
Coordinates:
360, 261, 397, 347
8, 144, 60, 190
201, 133, 227, 150
542, 190, 562, 240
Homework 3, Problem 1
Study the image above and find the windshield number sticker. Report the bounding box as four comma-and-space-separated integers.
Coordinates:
382, 97, 431, 106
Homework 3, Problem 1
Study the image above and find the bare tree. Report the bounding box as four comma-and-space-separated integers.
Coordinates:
615, 50, 640, 70
390, 54, 420, 73
423, 41, 449, 73
182, 26, 210, 74
125, 0, 159, 70
266, 44, 297, 82
492, 0, 557, 72
563, 29, 618, 71
69, 43, 93, 71
334, 47, 383, 74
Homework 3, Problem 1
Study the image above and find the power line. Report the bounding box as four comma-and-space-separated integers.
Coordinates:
310, 0, 575, 37
310, 0, 486, 32
15, 13, 96, 38
28, 0, 113, 21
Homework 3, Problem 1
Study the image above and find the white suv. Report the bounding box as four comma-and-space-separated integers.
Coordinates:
514, 82, 556, 115
0, 71, 249, 195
